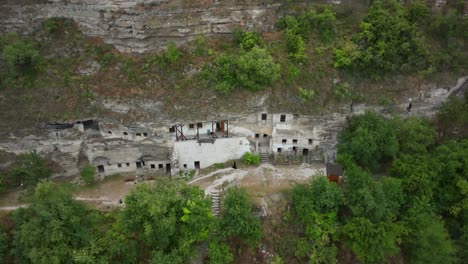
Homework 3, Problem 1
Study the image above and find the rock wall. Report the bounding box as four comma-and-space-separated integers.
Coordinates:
0, 0, 286, 52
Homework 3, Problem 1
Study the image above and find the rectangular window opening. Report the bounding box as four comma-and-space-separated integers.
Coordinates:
183, 164, 187, 169
143, 132, 148, 137
117, 163, 122, 168
282, 139, 287, 144
261, 113, 267, 120
123, 132, 128, 136
197, 123, 203, 128
255, 134, 260, 138
293, 139, 298, 144
97, 165, 104, 173
136, 133, 142, 136
189, 124, 194, 129
169, 126, 175, 133
280, 115, 286, 122
158, 164, 163, 169
151, 164, 155, 169
309, 139, 313, 145
277, 148, 282, 153
126, 163, 130, 167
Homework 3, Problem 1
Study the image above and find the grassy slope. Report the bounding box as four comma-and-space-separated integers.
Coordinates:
0, 2, 465, 138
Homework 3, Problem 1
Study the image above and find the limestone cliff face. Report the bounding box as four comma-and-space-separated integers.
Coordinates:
0, 0, 286, 52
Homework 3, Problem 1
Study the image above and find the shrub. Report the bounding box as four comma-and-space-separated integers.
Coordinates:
194, 35, 206, 56
333, 0, 431, 77
7, 151, 51, 188
236, 47, 280, 91
164, 42, 182, 64
3, 39, 42, 75
334, 82, 351, 100
298, 87, 315, 102
312, 8, 336, 41
286, 31, 307, 62
207, 241, 233, 264
233, 29, 263, 51
242, 152, 260, 166
80, 164, 95, 185
42, 18, 60, 34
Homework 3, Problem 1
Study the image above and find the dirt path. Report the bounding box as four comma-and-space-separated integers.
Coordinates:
0, 163, 327, 210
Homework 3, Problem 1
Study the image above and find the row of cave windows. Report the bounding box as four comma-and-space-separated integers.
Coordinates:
169, 123, 203, 133
254, 135, 314, 146
97, 162, 165, 172
277, 147, 310, 155
261, 114, 287, 122
107, 131, 149, 137
281, 139, 313, 145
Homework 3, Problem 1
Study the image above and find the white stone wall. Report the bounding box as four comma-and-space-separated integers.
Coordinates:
173, 137, 251, 170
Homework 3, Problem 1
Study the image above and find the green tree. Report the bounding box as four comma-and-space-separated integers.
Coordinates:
395, 117, 436, 154
293, 177, 342, 215
390, 154, 438, 201
334, 0, 431, 76
338, 110, 399, 171
340, 217, 402, 264
236, 47, 280, 91
292, 177, 342, 263
120, 179, 214, 263
0, 229, 8, 262
7, 151, 51, 188
437, 94, 468, 138
402, 198, 456, 264
13, 182, 96, 264
220, 187, 262, 249
80, 164, 95, 185
342, 164, 390, 222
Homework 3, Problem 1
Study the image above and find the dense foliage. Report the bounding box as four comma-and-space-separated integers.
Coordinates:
13, 182, 96, 263
241, 152, 260, 166
1, 152, 51, 191
203, 46, 280, 93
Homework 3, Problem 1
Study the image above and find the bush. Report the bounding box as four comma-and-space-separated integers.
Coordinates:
286, 30, 307, 62
7, 152, 51, 188
236, 47, 280, 91
338, 110, 399, 171
242, 152, 260, 166
2, 39, 42, 76
233, 29, 263, 51
334, 82, 351, 100
312, 8, 336, 41
298, 87, 315, 102
164, 42, 182, 64
207, 241, 233, 264
80, 164, 95, 185
42, 18, 60, 34
333, 0, 432, 77
220, 187, 263, 248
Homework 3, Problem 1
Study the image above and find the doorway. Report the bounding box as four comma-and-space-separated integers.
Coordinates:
97, 165, 104, 173
166, 163, 171, 174
194, 161, 200, 169
303, 148, 309, 156
216, 122, 225, 133
136, 161, 142, 169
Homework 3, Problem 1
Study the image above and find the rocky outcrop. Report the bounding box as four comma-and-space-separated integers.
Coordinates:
0, 0, 284, 52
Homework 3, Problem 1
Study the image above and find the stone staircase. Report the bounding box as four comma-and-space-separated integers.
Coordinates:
210, 190, 221, 217
260, 151, 269, 164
